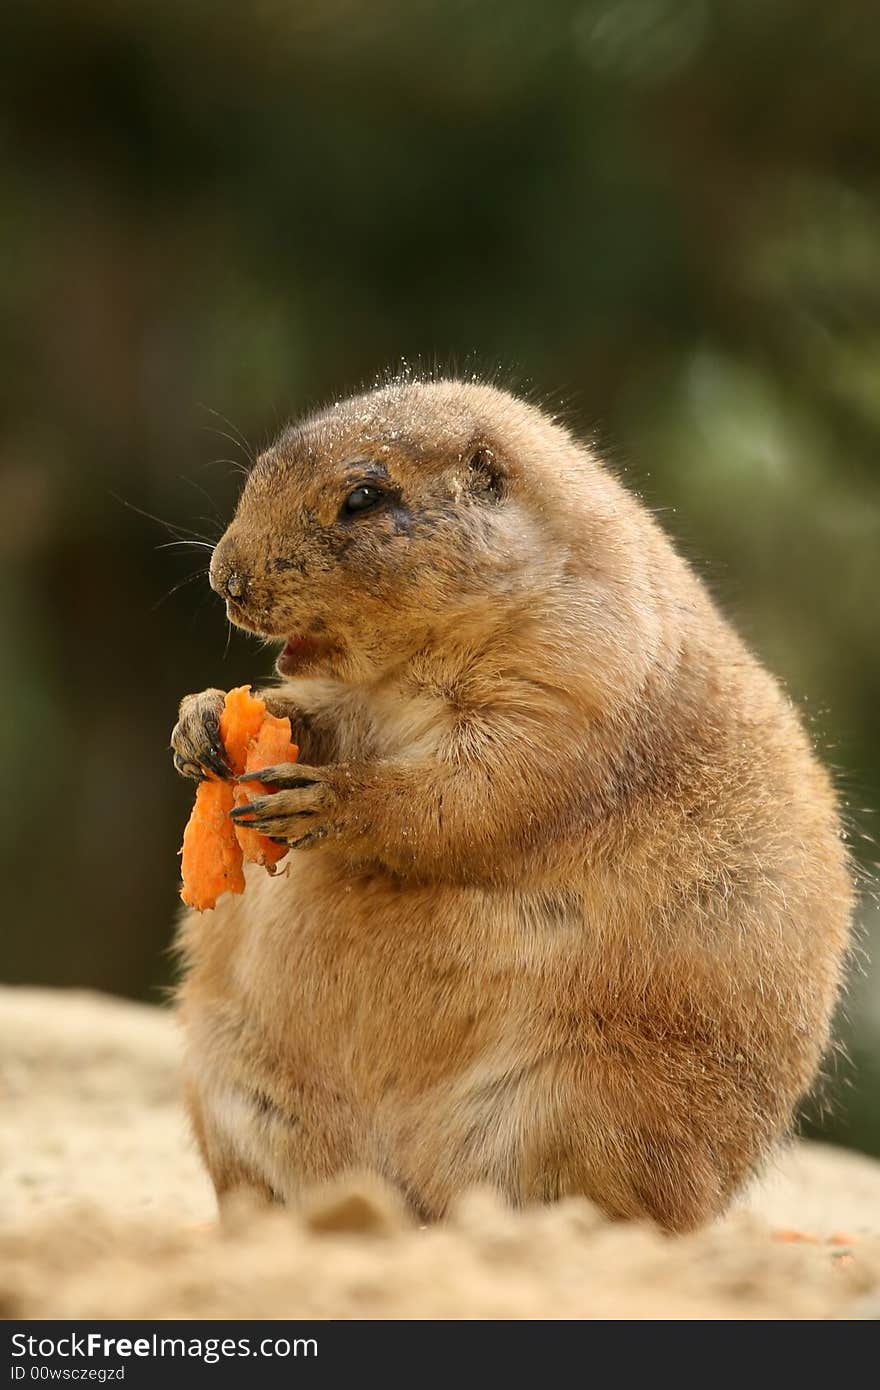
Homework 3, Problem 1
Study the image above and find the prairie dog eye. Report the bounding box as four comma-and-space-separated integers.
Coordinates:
343, 484, 386, 515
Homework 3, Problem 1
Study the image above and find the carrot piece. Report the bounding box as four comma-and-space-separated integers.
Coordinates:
234, 713, 299, 869
180, 778, 244, 911
219, 685, 267, 775
180, 684, 284, 910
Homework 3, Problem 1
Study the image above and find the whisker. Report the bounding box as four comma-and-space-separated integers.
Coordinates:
155, 540, 215, 552
152, 567, 210, 612
177, 474, 225, 526
198, 405, 256, 466
201, 431, 254, 474
189, 588, 218, 633
112, 493, 217, 545
199, 454, 251, 480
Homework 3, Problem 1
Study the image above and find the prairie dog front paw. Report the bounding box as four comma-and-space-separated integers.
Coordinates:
171, 688, 230, 780
231, 762, 340, 848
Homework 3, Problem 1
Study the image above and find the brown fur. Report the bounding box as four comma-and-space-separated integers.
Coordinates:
173, 378, 853, 1231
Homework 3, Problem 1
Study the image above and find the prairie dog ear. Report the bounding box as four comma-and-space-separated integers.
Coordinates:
465, 445, 505, 503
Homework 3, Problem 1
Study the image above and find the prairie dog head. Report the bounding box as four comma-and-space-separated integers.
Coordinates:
210, 378, 676, 691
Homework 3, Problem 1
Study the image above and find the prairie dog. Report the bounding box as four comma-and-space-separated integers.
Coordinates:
173, 378, 852, 1230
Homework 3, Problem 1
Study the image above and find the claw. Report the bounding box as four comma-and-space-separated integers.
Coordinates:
174, 752, 206, 781
199, 749, 232, 780
289, 830, 325, 850
229, 798, 266, 823
208, 741, 232, 771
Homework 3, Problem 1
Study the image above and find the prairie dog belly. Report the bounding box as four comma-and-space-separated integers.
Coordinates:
179, 859, 579, 1205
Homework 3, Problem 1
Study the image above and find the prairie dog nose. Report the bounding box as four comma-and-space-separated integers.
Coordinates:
209, 541, 249, 602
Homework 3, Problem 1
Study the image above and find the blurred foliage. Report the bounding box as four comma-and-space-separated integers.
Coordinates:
0, 0, 877, 1151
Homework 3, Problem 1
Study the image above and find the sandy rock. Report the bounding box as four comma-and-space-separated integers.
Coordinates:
2, 986, 879, 1319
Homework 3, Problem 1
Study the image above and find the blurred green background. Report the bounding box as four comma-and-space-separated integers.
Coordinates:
1, 0, 877, 1152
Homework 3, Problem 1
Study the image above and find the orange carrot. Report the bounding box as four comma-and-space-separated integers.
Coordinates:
180, 779, 244, 910
219, 685, 267, 775
179, 685, 298, 910
233, 713, 300, 869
